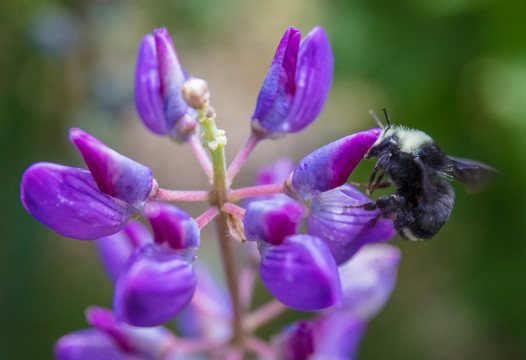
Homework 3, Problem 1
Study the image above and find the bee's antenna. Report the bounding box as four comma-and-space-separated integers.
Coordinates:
383, 108, 391, 130
369, 110, 383, 128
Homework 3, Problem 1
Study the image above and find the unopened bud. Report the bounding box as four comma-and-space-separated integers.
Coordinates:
182, 78, 209, 109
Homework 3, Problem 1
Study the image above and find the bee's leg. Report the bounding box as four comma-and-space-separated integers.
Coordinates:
375, 194, 405, 209
345, 194, 404, 212
345, 202, 378, 211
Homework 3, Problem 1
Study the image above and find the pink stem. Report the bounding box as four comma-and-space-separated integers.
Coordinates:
195, 207, 220, 229
227, 132, 262, 181
244, 299, 288, 332
222, 202, 246, 219
230, 183, 285, 201
246, 336, 275, 358
157, 188, 210, 202
187, 133, 213, 180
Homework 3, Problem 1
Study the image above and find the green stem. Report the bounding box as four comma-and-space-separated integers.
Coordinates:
199, 108, 244, 347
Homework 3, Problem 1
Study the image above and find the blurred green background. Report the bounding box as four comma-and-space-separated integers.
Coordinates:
2, 0, 526, 359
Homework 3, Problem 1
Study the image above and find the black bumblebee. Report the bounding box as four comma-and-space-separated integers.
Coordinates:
355, 110, 497, 240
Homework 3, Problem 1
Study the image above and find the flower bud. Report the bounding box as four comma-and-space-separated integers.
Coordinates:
292, 128, 381, 201
182, 78, 210, 109
143, 202, 200, 249
55, 307, 179, 360
252, 26, 333, 139
21, 162, 137, 240
134, 28, 197, 140
306, 184, 395, 264
96, 221, 153, 283
272, 321, 315, 360
244, 198, 304, 245
259, 234, 341, 311
69, 128, 153, 208
114, 243, 197, 327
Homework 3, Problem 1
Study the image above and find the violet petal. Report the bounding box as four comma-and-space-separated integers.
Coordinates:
96, 221, 153, 283
54, 329, 141, 360
154, 28, 197, 140
143, 202, 200, 249
292, 128, 381, 200
310, 312, 367, 360
306, 184, 396, 265
134, 33, 167, 135
20, 162, 137, 240
69, 128, 153, 208
252, 26, 333, 138
273, 321, 315, 360
259, 234, 342, 311
285, 26, 333, 133
337, 244, 401, 319
114, 243, 197, 327
244, 198, 305, 245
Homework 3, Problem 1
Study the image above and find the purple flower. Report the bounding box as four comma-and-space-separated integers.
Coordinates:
20, 163, 138, 240
259, 234, 342, 311
292, 128, 381, 200
54, 307, 179, 360
113, 203, 199, 327
96, 221, 153, 283
307, 184, 396, 264
144, 202, 200, 249
135, 28, 197, 140
21, 128, 154, 240
69, 128, 153, 208
272, 321, 315, 360
114, 244, 197, 327
243, 198, 305, 245
273, 244, 401, 359
252, 26, 333, 138
272, 314, 366, 360
290, 128, 396, 264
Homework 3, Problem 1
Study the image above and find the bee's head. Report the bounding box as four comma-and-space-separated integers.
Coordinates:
365, 128, 398, 159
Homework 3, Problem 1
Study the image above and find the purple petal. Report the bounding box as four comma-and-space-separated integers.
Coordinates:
259, 234, 342, 311
143, 202, 199, 249
310, 312, 367, 360
96, 222, 153, 283
54, 329, 141, 360
285, 26, 334, 133
154, 28, 197, 139
337, 244, 401, 319
134, 34, 167, 135
306, 185, 395, 265
273, 321, 315, 360
252, 26, 333, 138
69, 128, 153, 208
177, 263, 232, 341
114, 243, 197, 327
20, 162, 136, 240
292, 128, 381, 200
244, 198, 305, 245
253, 27, 300, 124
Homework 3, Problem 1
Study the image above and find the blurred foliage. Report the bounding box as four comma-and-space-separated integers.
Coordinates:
1, 0, 525, 359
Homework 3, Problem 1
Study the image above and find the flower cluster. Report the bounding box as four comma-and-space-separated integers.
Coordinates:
21, 25, 404, 359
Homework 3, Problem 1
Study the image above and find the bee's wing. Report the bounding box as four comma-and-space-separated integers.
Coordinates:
448, 156, 498, 193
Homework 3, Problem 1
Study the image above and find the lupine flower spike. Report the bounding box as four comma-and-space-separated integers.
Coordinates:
20, 24, 446, 360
